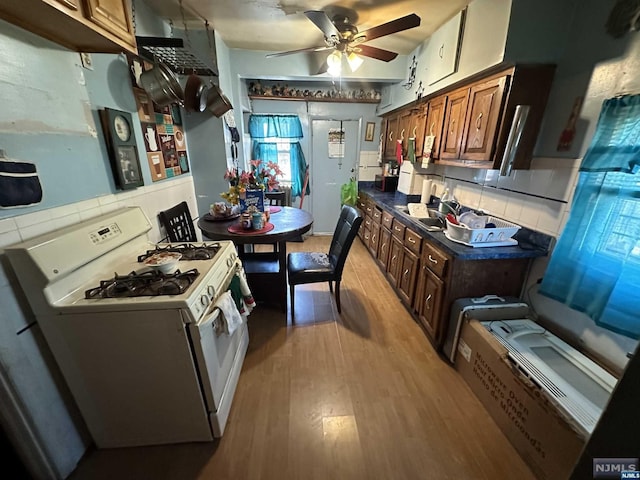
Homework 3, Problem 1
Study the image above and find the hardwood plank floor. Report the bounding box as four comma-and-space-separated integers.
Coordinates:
68, 236, 535, 480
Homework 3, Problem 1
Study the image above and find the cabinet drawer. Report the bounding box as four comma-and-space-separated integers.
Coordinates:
372, 207, 383, 223
364, 202, 375, 217
391, 219, 405, 240
422, 242, 449, 278
404, 228, 422, 256
364, 216, 374, 230
381, 211, 394, 229
357, 197, 367, 213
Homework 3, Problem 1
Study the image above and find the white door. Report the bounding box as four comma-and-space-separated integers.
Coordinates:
311, 119, 360, 233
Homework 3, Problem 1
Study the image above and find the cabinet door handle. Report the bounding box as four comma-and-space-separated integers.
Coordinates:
408, 237, 416, 244
439, 44, 444, 58
412, 126, 417, 137
475, 112, 483, 130
389, 131, 394, 142
381, 242, 386, 250
403, 269, 409, 277
428, 254, 438, 264
500, 105, 530, 177
430, 121, 435, 136
425, 293, 432, 305
372, 234, 376, 242
400, 128, 405, 140
391, 255, 397, 264
450, 119, 455, 135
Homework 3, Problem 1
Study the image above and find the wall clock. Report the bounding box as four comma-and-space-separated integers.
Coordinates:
99, 108, 144, 190
113, 114, 131, 141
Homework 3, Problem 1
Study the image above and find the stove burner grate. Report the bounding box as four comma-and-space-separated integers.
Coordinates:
85, 268, 200, 299
137, 243, 221, 262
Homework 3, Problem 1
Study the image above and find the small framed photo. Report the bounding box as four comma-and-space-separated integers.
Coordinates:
365, 122, 375, 142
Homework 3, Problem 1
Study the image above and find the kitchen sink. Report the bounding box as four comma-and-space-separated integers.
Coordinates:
396, 206, 444, 230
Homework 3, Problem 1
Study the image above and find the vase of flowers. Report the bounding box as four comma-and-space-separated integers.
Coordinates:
221, 160, 283, 210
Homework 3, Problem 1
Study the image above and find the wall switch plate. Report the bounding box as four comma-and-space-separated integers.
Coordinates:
80, 53, 93, 70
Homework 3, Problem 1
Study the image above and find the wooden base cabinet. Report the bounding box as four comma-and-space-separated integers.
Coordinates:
377, 226, 392, 270
414, 267, 445, 340
360, 193, 532, 349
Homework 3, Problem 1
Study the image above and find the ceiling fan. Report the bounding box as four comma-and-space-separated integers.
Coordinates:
265, 10, 421, 71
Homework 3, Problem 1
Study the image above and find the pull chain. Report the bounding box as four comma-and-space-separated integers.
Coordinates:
179, 0, 191, 48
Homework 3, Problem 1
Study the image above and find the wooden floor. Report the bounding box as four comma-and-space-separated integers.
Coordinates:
69, 236, 535, 480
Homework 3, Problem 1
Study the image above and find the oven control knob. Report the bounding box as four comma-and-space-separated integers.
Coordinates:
200, 294, 209, 308
207, 285, 216, 298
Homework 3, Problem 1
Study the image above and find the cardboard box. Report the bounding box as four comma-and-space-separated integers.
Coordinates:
239, 189, 264, 212
455, 319, 585, 480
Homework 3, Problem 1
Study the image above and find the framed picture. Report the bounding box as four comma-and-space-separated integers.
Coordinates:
99, 108, 144, 190
365, 122, 375, 142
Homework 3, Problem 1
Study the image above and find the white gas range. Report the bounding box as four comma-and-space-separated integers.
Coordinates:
5, 207, 249, 448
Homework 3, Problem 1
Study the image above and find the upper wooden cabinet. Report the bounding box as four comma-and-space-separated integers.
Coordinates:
383, 113, 400, 158
0, 0, 136, 53
460, 75, 507, 161
440, 88, 469, 160
410, 106, 428, 159
83, 0, 135, 46
381, 63, 555, 172
424, 96, 446, 160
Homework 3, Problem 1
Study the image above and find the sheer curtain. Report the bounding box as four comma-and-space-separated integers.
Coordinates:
248, 114, 309, 198
539, 95, 640, 338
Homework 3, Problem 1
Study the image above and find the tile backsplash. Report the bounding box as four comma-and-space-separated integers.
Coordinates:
416, 156, 581, 238
0, 176, 199, 250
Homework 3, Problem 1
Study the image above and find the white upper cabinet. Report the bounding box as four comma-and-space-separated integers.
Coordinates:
426, 10, 466, 86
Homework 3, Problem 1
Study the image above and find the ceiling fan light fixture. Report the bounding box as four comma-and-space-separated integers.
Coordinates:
346, 52, 364, 72
327, 50, 342, 76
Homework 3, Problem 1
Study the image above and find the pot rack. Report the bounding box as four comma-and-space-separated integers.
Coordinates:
135, 36, 218, 77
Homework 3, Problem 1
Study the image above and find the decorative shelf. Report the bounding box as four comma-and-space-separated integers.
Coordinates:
249, 95, 380, 104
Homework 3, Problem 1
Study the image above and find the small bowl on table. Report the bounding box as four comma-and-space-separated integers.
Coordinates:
143, 252, 182, 273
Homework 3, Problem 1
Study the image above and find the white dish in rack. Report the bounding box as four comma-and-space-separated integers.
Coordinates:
444, 232, 519, 248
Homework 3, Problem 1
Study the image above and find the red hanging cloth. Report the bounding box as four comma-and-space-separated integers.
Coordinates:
395, 140, 403, 165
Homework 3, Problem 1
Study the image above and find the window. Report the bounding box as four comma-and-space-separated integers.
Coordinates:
539, 95, 640, 339
263, 138, 292, 185
248, 114, 309, 198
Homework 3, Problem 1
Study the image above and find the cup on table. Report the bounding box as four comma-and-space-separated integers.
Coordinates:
252, 212, 263, 230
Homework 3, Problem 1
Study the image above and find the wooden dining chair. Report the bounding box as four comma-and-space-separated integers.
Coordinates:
287, 204, 363, 319
158, 201, 197, 242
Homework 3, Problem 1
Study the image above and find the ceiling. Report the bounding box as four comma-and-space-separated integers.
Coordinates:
143, 0, 472, 57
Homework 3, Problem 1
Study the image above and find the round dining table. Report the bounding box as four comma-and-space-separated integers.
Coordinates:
197, 207, 313, 313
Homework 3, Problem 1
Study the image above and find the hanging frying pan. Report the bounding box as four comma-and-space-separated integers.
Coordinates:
139, 62, 184, 106
184, 74, 208, 112
206, 83, 232, 117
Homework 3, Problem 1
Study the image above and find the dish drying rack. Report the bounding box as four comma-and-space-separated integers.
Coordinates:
445, 217, 521, 248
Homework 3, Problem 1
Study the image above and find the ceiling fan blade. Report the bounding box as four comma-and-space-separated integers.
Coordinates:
265, 46, 333, 58
353, 45, 398, 62
305, 10, 342, 40
357, 13, 421, 43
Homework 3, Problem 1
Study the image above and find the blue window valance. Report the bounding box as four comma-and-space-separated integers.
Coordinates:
248, 114, 303, 139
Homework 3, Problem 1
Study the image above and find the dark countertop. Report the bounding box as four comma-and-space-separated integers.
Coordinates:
360, 187, 551, 261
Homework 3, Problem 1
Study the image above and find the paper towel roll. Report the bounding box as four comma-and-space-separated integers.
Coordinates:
420, 179, 433, 204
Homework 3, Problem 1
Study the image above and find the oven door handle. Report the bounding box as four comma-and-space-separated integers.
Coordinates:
200, 304, 222, 333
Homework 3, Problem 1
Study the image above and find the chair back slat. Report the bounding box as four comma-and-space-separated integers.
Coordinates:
159, 201, 197, 242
